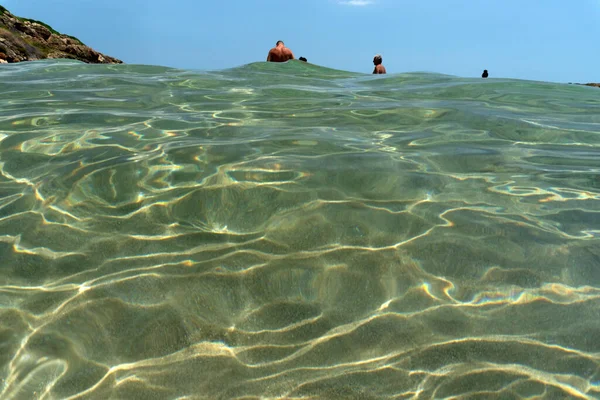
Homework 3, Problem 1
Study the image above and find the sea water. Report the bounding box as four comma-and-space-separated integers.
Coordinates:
1, 59, 600, 399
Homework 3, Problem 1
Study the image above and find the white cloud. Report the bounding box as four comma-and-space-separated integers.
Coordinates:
339, 0, 374, 6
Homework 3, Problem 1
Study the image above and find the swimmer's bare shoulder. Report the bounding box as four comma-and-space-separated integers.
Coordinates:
373, 65, 386, 74
283, 48, 295, 61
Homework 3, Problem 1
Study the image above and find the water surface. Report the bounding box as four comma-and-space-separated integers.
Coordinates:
1, 60, 600, 399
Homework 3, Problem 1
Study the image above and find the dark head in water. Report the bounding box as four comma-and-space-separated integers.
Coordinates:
299, 57, 307, 62
482, 69, 489, 78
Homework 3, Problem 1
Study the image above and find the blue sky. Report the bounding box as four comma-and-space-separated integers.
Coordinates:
2, 0, 599, 83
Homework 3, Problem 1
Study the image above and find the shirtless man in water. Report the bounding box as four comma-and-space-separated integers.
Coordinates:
373, 54, 386, 74
267, 41, 295, 62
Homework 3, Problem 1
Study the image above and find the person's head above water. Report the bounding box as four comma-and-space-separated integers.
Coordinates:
299, 57, 307, 62
372, 54, 386, 74
276, 40, 284, 47
482, 69, 489, 78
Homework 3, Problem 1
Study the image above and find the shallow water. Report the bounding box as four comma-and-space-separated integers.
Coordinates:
1, 59, 600, 399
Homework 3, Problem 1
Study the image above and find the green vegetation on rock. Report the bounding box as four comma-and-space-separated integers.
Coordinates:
0, 4, 121, 63
0, 5, 83, 44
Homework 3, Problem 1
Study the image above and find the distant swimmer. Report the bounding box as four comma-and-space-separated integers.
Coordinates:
267, 41, 295, 62
299, 57, 307, 62
482, 69, 489, 78
373, 54, 386, 74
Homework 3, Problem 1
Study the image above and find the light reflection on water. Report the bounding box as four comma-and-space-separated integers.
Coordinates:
0, 60, 599, 399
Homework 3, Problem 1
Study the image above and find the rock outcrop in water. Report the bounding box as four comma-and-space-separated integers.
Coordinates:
0, 5, 121, 64
570, 83, 600, 89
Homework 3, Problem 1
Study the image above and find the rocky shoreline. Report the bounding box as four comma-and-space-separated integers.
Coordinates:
0, 6, 121, 64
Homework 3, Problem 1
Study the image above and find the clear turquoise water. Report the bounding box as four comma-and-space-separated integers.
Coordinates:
1, 59, 600, 399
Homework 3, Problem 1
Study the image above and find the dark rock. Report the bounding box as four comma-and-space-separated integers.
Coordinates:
572, 83, 600, 89
0, 6, 121, 64
29, 22, 53, 40
0, 28, 45, 61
